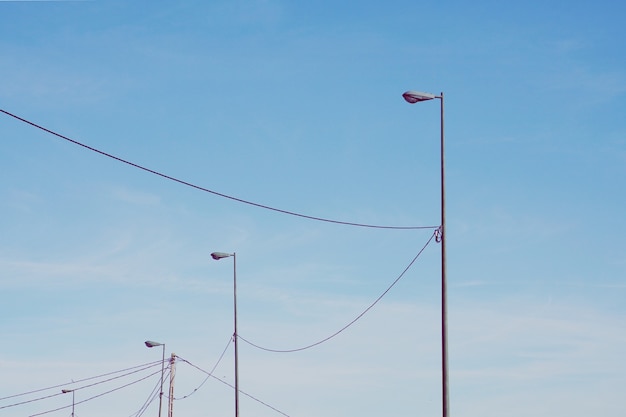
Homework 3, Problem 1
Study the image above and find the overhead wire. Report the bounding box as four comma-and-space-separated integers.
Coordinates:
0, 361, 162, 410
130, 378, 160, 417
170, 336, 233, 401
0, 360, 161, 402
0, 109, 437, 231
238, 230, 437, 353
28, 368, 162, 417
130, 367, 171, 417
175, 355, 291, 417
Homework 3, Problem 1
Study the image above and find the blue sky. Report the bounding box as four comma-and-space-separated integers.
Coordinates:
1, 1, 625, 416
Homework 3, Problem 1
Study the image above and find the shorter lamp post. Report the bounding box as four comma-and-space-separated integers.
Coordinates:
61, 389, 75, 417
210, 251, 239, 417
145, 340, 166, 417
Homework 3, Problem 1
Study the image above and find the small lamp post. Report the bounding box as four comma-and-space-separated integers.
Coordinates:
61, 389, 75, 417
145, 340, 166, 417
211, 251, 239, 417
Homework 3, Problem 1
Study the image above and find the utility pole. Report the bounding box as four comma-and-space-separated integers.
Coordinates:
168, 353, 176, 417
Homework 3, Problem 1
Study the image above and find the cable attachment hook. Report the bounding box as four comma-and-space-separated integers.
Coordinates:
435, 226, 443, 243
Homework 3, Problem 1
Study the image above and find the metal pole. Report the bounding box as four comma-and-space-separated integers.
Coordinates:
233, 253, 239, 417
439, 92, 449, 417
401, 89, 449, 417
61, 389, 75, 417
158, 344, 165, 417
210, 251, 239, 417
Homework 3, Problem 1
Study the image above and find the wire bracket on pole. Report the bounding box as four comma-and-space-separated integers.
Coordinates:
435, 226, 443, 243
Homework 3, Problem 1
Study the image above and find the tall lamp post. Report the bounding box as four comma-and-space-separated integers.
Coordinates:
211, 251, 239, 417
402, 90, 448, 417
145, 340, 166, 417
61, 389, 75, 417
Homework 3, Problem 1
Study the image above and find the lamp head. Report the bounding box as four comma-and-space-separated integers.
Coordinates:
211, 252, 233, 260
402, 90, 436, 103
61, 389, 73, 394
145, 340, 163, 348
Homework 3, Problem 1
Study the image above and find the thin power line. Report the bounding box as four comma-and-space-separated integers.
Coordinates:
171, 336, 232, 401
0, 360, 162, 408
131, 367, 171, 417
1, 364, 160, 410
28, 369, 161, 417
175, 355, 291, 417
1, 109, 437, 230
239, 231, 436, 353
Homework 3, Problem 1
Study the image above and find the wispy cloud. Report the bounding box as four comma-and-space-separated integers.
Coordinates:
109, 186, 161, 206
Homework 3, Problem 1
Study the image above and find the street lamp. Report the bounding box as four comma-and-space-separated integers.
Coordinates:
402, 90, 449, 417
145, 340, 166, 417
61, 389, 75, 417
211, 251, 239, 417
